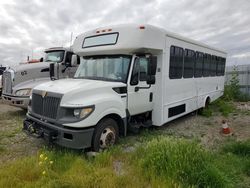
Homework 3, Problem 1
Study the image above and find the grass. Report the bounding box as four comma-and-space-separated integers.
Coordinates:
201, 99, 235, 118
222, 140, 250, 157
0, 137, 249, 188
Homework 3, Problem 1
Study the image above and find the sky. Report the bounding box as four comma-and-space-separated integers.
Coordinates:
0, 0, 250, 67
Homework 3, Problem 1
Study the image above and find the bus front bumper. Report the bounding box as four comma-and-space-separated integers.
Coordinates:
2, 94, 29, 109
23, 114, 94, 149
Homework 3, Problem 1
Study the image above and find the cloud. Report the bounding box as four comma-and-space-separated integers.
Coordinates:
0, 0, 250, 67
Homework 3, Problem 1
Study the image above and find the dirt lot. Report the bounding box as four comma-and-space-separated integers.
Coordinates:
0, 100, 250, 164
0, 100, 44, 164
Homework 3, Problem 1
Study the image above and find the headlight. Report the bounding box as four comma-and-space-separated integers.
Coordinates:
15, 89, 32, 96
73, 106, 94, 119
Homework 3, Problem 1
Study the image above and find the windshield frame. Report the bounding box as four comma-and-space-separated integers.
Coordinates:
44, 50, 65, 63
74, 54, 132, 83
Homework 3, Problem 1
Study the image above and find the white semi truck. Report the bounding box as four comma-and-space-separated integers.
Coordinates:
2, 47, 78, 108
24, 24, 226, 151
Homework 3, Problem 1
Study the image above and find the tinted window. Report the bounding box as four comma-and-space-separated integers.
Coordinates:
194, 52, 203, 77
183, 49, 195, 78
130, 57, 149, 85
203, 53, 211, 77
169, 46, 183, 79
210, 55, 216, 76
138, 57, 149, 81
221, 58, 226, 76
83, 33, 118, 48
216, 56, 221, 76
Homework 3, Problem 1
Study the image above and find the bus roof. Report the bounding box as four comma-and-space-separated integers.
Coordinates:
73, 24, 226, 56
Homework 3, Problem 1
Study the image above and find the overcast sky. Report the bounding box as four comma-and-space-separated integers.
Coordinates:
0, 0, 250, 67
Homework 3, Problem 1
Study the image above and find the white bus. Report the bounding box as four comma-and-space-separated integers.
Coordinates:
24, 24, 226, 151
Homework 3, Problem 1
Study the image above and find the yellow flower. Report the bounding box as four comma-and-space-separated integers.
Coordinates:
39, 161, 43, 166
49, 161, 53, 165
39, 154, 44, 159
42, 171, 46, 175
44, 157, 48, 161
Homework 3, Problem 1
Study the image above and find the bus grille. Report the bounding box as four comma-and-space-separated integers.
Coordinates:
32, 93, 61, 120
2, 72, 12, 94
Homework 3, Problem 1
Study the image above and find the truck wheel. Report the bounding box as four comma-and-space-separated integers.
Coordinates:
92, 118, 119, 152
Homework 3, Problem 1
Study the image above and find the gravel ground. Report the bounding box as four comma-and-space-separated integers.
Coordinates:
0, 100, 249, 164
0, 100, 44, 164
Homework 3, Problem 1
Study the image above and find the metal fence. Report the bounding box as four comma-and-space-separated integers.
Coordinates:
225, 65, 250, 95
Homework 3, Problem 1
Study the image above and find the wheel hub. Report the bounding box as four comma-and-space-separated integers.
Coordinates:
100, 127, 116, 149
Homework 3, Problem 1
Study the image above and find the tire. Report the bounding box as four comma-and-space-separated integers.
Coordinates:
198, 97, 210, 114
205, 97, 210, 108
92, 118, 119, 152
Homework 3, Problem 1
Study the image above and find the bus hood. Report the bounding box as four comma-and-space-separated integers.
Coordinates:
33, 78, 126, 95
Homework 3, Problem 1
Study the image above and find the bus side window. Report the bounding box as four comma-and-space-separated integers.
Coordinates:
169, 46, 183, 79
216, 56, 220, 76
183, 49, 195, 78
210, 55, 216, 76
203, 53, 211, 77
194, 52, 203, 78
221, 58, 226, 76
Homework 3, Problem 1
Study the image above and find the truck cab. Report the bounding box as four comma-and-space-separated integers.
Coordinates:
2, 47, 78, 109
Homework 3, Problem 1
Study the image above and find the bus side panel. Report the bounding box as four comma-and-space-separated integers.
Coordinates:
161, 36, 226, 125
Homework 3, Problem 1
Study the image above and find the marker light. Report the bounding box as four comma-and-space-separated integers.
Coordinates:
96, 31, 100, 33
139, 26, 145, 29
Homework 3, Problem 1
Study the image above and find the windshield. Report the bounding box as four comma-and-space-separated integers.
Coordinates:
44, 50, 65, 63
74, 55, 131, 82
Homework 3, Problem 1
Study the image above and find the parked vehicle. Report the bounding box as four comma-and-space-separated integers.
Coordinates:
2, 47, 78, 109
0, 66, 7, 96
24, 24, 227, 151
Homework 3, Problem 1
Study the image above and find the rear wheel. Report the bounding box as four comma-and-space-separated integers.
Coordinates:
198, 97, 210, 114
92, 118, 119, 152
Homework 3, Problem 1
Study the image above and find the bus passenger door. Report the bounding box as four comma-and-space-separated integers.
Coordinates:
127, 56, 156, 116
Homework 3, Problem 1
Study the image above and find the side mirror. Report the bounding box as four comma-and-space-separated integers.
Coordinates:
71, 55, 78, 67
40, 57, 43, 62
146, 75, 155, 85
148, 56, 157, 76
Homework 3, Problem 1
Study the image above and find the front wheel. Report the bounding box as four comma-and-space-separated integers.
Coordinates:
92, 118, 119, 152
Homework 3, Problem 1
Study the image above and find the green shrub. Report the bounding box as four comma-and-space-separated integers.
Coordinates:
224, 65, 250, 102
138, 137, 229, 187
201, 107, 213, 117
211, 99, 234, 117
223, 140, 250, 157
244, 160, 250, 176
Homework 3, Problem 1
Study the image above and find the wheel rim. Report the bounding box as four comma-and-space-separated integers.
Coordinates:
99, 127, 116, 149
